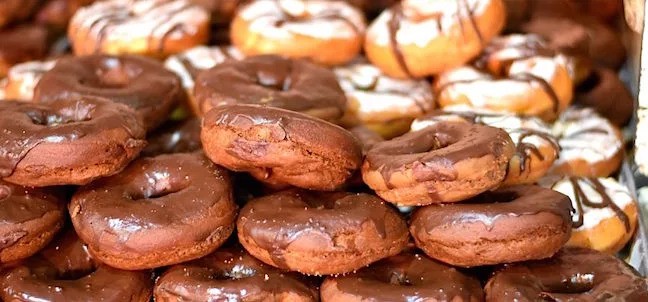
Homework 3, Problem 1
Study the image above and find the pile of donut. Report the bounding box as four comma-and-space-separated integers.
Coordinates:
0, 0, 646, 301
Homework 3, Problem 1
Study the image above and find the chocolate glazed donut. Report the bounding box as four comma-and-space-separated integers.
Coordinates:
69, 153, 238, 270
194, 55, 347, 121
0, 95, 146, 187
33, 54, 183, 130
237, 190, 409, 275
1, 230, 153, 302
321, 251, 484, 302
575, 67, 634, 126
410, 185, 572, 267
155, 247, 319, 302
485, 247, 648, 301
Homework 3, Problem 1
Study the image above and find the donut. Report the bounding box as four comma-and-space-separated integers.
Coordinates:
231, 0, 366, 66
0, 95, 146, 187
141, 118, 201, 157
412, 108, 559, 185
154, 247, 319, 301
410, 185, 572, 267
321, 251, 484, 302
575, 67, 634, 126
0, 0, 40, 28
33, 54, 183, 130
485, 247, 648, 301
201, 104, 362, 191
362, 121, 514, 206
0, 25, 49, 78
334, 58, 435, 138
237, 190, 409, 275
69, 152, 237, 270
0, 60, 55, 101
194, 55, 347, 122
0, 182, 65, 264
364, 0, 506, 78
68, 0, 210, 57
551, 107, 624, 177
435, 34, 574, 121
1, 230, 153, 302
545, 177, 639, 254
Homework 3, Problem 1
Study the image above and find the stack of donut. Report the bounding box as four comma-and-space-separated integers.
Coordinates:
0, 0, 645, 301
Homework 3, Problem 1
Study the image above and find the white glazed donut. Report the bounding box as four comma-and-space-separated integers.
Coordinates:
0, 60, 56, 101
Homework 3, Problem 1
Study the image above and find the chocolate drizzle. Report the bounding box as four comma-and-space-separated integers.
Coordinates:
510, 72, 561, 114
272, 1, 360, 34
510, 128, 560, 172
387, 5, 412, 78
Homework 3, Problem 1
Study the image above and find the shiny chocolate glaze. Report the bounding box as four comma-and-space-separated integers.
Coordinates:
142, 118, 201, 156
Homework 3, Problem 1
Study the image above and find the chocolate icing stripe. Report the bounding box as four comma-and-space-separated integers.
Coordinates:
387, 5, 413, 78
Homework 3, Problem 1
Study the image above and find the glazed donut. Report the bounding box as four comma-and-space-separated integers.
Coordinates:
0, 95, 146, 187
237, 190, 409, 275
321, 251, 483, 302
0, 182, 65, 264
362, 121, 514, 206
435, 34, 574, 121
334, 58, 435, 138
34, 54, 183, 130
0, 25, 49, 78
231, 0, 366, 66
201, 104, 362, 191
155, 247, 318, 301
0, 0, 40, 28
69, 152, 237, 270
412, 108, 559, 185
68, 0, 210, 57
141, 118, 201, 157
485, 247, 648, 301
575, 67, 634, 126
364, 0, 506, 78
545, 177, 638, 254
0, 60, 55, 101
1, 230, 153, 302
551, 107, 624, 177
410, 185, 572, 267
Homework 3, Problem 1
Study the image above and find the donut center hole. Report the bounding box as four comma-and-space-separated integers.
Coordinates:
256, 70, 292, 92
466, 191, 520, 204
89, 58, 140, 88
130, 171, 189, 200
388, 272, 413, 286
576, 72, 601, 93
27, 105, 94, 126
541, 272, 595, 295
56, 266, 97, 280
220, 264, 258, 279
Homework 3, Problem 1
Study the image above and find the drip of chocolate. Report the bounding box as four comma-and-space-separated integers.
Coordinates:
457, 0, 483, 45
510, 72, 561, 114
558, 178, 631, 231
510, 128, 560, 172
387, 5, 413, 78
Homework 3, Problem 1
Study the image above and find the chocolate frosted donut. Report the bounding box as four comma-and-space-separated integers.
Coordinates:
410, 185, 572, 267
194, 55, 347, 121
321, 251, 484, 302
0, 0, 40, 28
155, 247, 318, 302
237, 190, 409, 275
201, 104, 362, 191
0, 182, 65, 264
34, 54, 183, 130
141, 118, 201, 156
0, 25, 49, 77
1, 230, 153, 302
69, 153, 237, 270
485, 247, 648, 301
0, 95, 146, 187
575, 68, 634, 126
362, 121, 515, 206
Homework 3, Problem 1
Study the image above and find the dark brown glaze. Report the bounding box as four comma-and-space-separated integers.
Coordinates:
0, 0, 40, 28
575, 67, 634, 126
141, 118, 201, 156
485, 247, 648, 301
35, 0, 95, 31
0, 229, 153, 302
0, 95, 146, 186
33, 54, 183, 130
69, 153, 237, 269
387, 4, 412, 78
0, 25, 49, 77
194, 55, 346, 121
154, 247, 318, 301
324, 251, 483, 302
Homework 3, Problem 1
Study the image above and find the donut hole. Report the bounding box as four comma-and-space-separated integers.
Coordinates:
576, 71, 601, 93
465, 190, 520, 204
128, 171, 190, 200
539, 272, 595, 295
256, 70, 292, 92
88, 58, 142, 88
26, 104, 94, 126
218, 266, 258, 279
387, 272, 414, 286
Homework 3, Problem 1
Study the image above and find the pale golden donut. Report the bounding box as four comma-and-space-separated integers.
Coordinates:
0, 60, 55, 101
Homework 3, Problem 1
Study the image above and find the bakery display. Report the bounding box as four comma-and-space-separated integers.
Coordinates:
0, 0, 645, 300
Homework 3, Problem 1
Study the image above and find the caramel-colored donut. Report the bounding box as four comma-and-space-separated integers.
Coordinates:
362, 121, 514, 206
34, 54, 183, 130
155, 247, 318, 301
412, 108, 559, 185
1, 230, 153, 302
321, 251, 484, 302
575, 67, 634, 126
231, 0, 366, 66
0, 25, 49, 78
69, 152, 237, 270
0, 60, 55, 101
201, 104, 362, 191
194, 55, 347, 121
435, 34, 574, 121
0, 0, 40, 28
68, 0, 210, 57
364, 0, 505, 78
141, 118, 201, 157
410, 185, 572, 267
485, 247, 648, 301
0, 182, 65, 264
237, 190, 409, 275
0, 96, 146, 187
551, 107, 624, 177
546, 177, 638, 254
